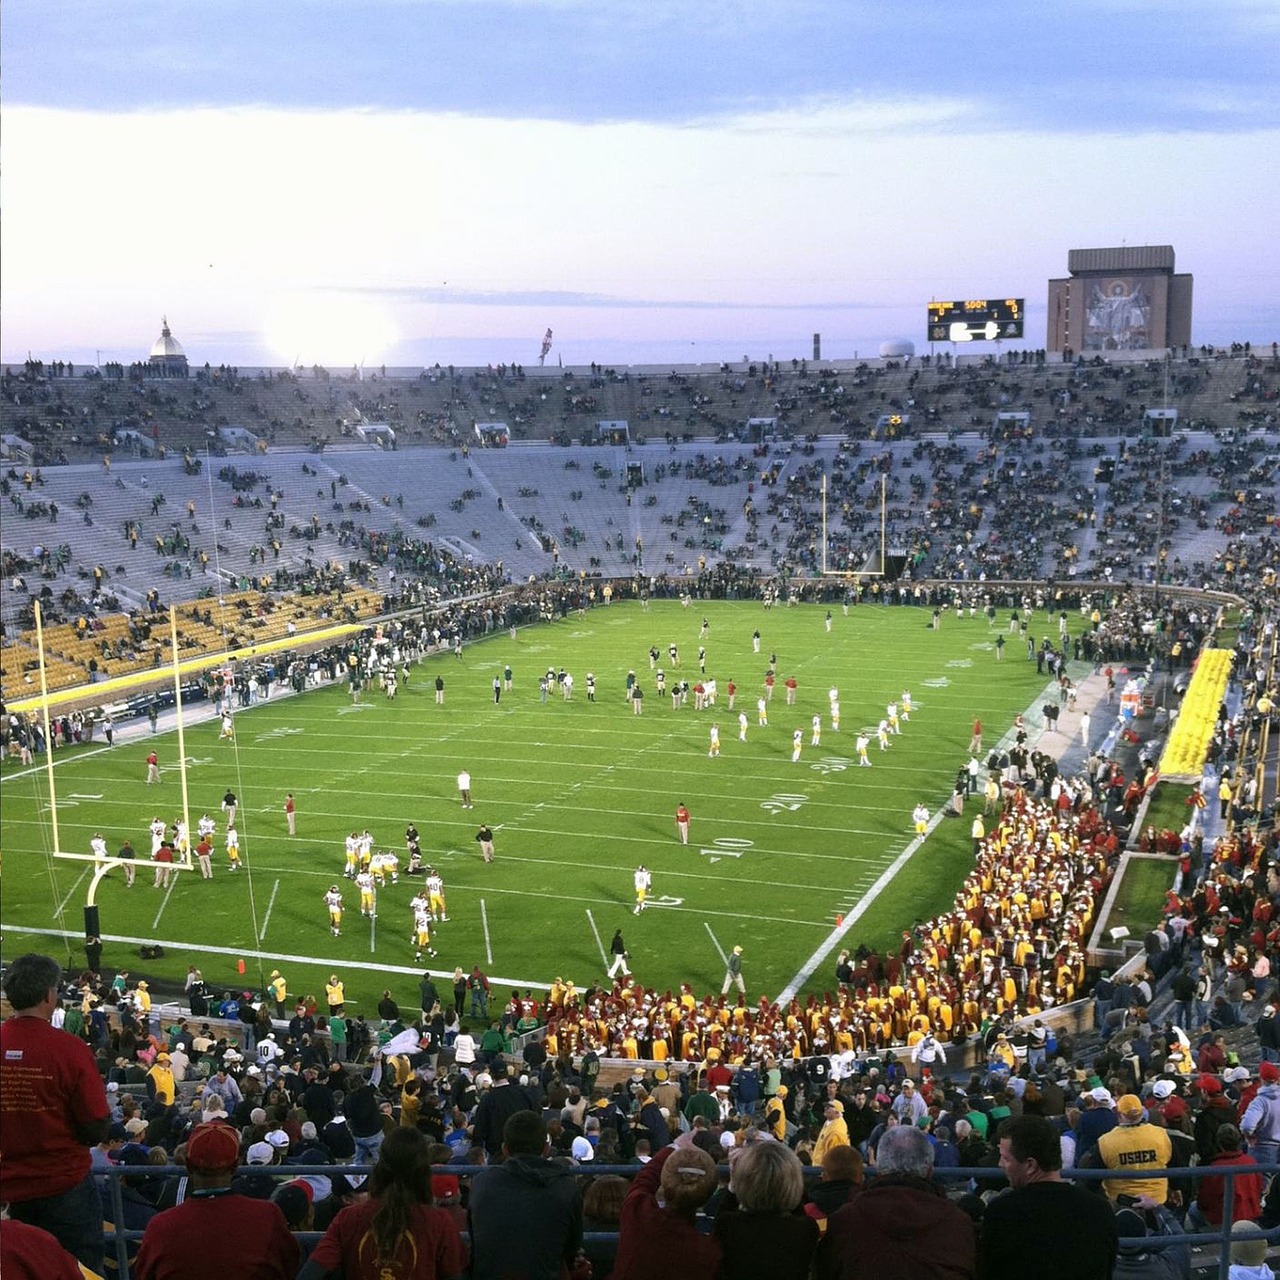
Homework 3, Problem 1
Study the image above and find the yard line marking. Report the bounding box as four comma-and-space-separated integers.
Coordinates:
1, 922, 554, 991
258, 878, 281, 943
481, 899, 493, 965
56, 868, 90, 920
151, 876, 179, 931
586, 908, 608, 970
370, 907, 377, 954
704, 922, 728, 967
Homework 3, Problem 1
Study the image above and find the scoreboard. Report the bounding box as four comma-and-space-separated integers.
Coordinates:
927, 298, 1024, 343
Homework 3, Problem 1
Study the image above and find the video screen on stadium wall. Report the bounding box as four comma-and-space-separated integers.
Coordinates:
927, 298, 1025, 343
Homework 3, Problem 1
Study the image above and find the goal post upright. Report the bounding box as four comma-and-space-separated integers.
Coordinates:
169, 605, 193, 864
33, 599, 64, 857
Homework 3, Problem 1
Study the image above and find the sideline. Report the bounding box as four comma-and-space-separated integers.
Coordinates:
0, 923, 552, 991
776, 667, 1106, 1004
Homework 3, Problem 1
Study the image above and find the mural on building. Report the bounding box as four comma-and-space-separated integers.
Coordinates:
1084, 278, 1151, 350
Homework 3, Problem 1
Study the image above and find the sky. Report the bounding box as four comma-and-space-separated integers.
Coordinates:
3, 0, 1278, 370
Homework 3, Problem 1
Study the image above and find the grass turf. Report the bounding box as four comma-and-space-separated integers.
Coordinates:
1, 601, 1067, 1015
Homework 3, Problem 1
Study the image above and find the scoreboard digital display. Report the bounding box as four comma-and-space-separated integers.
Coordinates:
927, 298, 1024, 343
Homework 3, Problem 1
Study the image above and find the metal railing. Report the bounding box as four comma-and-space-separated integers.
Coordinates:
94, 1158, 1279, 1280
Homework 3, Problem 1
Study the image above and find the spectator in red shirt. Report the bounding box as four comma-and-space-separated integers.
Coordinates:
0, 953, 111, 1273
135, 1121, 300, 1280
1188, 1123, 1264, 1229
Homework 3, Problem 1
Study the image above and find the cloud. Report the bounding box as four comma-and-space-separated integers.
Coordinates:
3, 0, 1274, 135
331, 285, 894, 311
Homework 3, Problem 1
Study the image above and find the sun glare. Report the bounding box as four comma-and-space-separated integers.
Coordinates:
263, 292, 398, 368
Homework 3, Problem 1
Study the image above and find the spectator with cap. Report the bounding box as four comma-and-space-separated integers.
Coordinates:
817, 1124, 976, 1279
233, 1139, 281, 1200
891, 1077, 928, 1124
612, 1139, 722, 1280
299, 1127, 465, 1280
1257, 1004, 1280, 1065
1112, 1196, 1190, 1280
135, 1121, 299, 1280
813, 1098, 851, 1162
1146, 1079, 1192, 1136
981, 1114, 1118, 1280
1075, 1086, 1119, 1163
0, 952, 111, 1274
1097, 1094, 1173, 1204
1195, 1074, 1240, 1162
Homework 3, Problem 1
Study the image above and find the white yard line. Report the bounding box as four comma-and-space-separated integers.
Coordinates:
481, 899, 493, 965
704, 922, 728, 966
2, 922, 552, 990
151, 876, 180, 931
258, 878, 281, 943
586, 908, 608, 969
55, 867, 90, 920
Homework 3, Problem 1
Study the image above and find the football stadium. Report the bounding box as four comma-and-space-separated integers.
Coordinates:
1, 331, 1277, 1276
2, 5, 1279, 1272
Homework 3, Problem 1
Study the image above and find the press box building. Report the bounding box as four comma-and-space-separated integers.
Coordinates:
1047, 245, 1193, 354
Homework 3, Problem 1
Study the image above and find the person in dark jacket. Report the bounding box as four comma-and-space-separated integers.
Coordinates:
980, 1114, 1117, 1280
633, 1093, 670, 1153
816, 1125, 976, 1280
714, 1139, 819, 1280
803, 1145, 863, 1230
1256, 1003, 1280, 1063
468, 1111, 582, 1280
472, 1060, 539, 1157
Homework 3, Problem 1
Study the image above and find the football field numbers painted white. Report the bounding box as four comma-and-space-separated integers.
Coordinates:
182, 755, 214, 767
254, 726, 304, 742
945, 659, 973, 668
761, 793, 808, 814
335, 704, 374, 716
648, 895, 684, 909
700, 837, 754, 865
921, 677, 949, 688
810, 757, 852, 775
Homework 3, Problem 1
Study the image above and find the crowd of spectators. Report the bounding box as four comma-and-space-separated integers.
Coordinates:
15, 927, 1280, 1279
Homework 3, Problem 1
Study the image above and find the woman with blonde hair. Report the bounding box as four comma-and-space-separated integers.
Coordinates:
713, 1138, 819, 1279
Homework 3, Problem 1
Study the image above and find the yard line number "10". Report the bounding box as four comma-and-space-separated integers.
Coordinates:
700, 837, 755, 864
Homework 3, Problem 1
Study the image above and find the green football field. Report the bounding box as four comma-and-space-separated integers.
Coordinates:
1, 601, 1068, 1017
